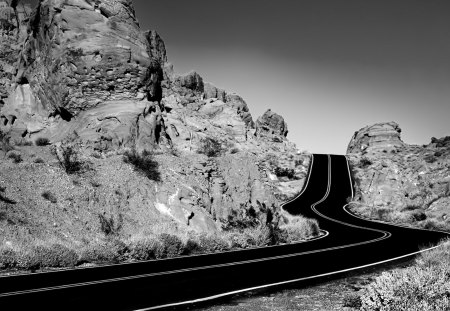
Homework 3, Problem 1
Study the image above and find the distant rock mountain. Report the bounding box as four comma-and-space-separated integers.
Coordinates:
0, 0, 311, 254
347, 122, 450, 231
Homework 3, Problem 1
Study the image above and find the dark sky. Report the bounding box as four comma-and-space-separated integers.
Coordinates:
22, 0, 450, 154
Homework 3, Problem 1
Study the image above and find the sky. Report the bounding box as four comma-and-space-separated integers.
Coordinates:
23, 0, 450, 154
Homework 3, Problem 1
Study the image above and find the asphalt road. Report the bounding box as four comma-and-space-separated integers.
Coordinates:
0, 154, 448, 310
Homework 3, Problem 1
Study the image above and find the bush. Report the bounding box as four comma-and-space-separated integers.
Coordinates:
197, 233, 230, 253
78, 241, 125, 264
274, 167, 296, 179
32, 244, 78, 268
128, 238, 163, 261
7, 152, 22, 163
98, 213, 123, 236
158, 233, 184, 258
0, 131, 14, 154
360, 239, 450, 311
35, 137, 50, 146
34, 157, 45, 164
342, 293, 362, 308
123, 148, 161, 181
198, 137, 222, 157
360, 157, 372, 168
0, 248, 17, 269
41, 190, 57, 203
59, 145, 83, 174
281, 217, 320, 243
230, 147, 239, 154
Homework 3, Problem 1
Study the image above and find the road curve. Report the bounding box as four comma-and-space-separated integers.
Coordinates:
0, 154, 448, 310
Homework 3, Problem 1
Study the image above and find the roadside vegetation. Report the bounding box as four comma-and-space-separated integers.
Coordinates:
343, 239, 450, 311
0, 213, 320, 272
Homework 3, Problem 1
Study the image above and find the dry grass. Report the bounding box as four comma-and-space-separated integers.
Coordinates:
360, 239, 450, 311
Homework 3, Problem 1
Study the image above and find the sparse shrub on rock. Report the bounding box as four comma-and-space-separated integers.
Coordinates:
123, 148, 161, 181
58, 145, 83, 174
198, 137, 223, 157
41, 190, 57, 203
7, 151, 22, 163
35, 137, 50, 146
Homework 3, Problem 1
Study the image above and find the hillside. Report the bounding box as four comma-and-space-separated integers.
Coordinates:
0, 0, 316, 271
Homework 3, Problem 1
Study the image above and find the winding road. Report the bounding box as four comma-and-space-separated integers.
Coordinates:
0, 154, 448, 310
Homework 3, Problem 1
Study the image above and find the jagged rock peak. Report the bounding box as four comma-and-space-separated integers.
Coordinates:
255, 109, 288, 141
347, 121, 405, 154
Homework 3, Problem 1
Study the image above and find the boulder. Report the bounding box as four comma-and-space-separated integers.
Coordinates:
255, 109, 288, 140
347, 121, 404, 154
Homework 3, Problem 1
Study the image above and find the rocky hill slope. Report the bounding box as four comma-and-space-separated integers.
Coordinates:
0, 0, 314, 270
347, 121, 450, 231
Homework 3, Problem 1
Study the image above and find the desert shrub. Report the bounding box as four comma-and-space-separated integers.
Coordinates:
226, 232, 256, 249
123, 148, 161, 181
361, 239, 450, 311
15, 139, 32, 146
7, 151, 22, 163
281, 217, 320, 243
197, 233, 230, 253
412, 211, 427, 222
182, 238, 203, 255
59, 145, 83, 174
158, 233, 184, 258
35, 137, 50, 146
402, 203, 422, 211
230, 147, 239, 154
41, 190, 57, 203
198, 137, 222, 157
0, 131, 14, 154
342, 293, 362, 308
128, 238, 163, 261
242, 225, 273, 247
34, 157, 45, 164
223, 207, 260, 231
0, 248, 17, 269
360, 265, 450, 311
0, 188, 16, 204
32, 244, 78, 268
78, 243, 122, 264
274, 167, 296, 179
424, 154, 437, 164
98, 213, 123, 236
376, 207, 392, 221
360, 157, 372, 168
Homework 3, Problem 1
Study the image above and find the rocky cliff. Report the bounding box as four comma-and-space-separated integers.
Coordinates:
0, 0, 312, 268
347, 122, 450, 231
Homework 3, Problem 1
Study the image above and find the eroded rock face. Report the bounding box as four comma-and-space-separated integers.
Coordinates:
15, 0, 163, 114
347, 123, 450, 229
0, 0, 310, 237
0, 1, 32, 104
255, 109, 288, 141
347, 121, 404, 154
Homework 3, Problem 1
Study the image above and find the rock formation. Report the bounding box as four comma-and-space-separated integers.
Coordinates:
255, 109, 288, 141
0, 0, 32, 107
0, 0, 311, 250
347, 122, 450, 229
347, 121, 404, 154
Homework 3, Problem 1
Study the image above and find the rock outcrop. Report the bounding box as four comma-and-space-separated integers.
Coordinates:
255, 109, 288, 141
0, 0, 32, 106
347, 122, 450, 230
347, 121, 404, 154
0, 0, 311, 247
